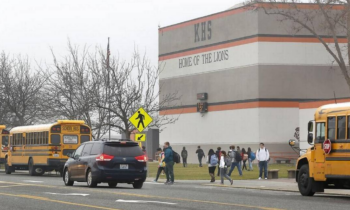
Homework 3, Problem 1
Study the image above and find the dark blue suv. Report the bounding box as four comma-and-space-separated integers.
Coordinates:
63, 139, 147, 188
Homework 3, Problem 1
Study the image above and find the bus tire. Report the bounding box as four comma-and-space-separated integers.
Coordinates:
35, 167, 45, 176
298, 164, 315, 196
28, 158, 36, 176
5, 157, 11, 175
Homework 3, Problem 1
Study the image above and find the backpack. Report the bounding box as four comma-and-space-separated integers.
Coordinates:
227, 150, 234, 162
235, 151, 242, 162
250, 152, 256, 161
210, 154, 218, 165
173, 151, 181, 163
224, 157, 231, 167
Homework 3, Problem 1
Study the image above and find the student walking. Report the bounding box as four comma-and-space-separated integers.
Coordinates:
163, 142, 174, 185
256, 143, 270, 180
216, 147, 222, 176
237, 146, 242, 171
219, 151, 233, 185
227, 145, 242, 176
207, 149, 218, 182
196, 146, 205, 167
241, 148, 248, 171
247, 147, 255, 171
154, 148, 165, 182
181, 147, 188, 167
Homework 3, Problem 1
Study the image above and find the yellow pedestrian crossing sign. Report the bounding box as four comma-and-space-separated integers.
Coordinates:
135, 133, 146, 142
129, 107, 153, 132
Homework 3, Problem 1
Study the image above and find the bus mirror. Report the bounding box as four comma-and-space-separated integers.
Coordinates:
308, 121, 313, 132
307, 133, 313, 144
289, 139, 296, 147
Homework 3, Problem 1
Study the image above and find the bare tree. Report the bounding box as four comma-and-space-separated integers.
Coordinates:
0, 52, 47, 127
95, 50, 180, 139
245, 0, 350, 89
43, 43, 109, 139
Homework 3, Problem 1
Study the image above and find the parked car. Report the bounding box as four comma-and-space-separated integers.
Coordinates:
63, 139, 147, 188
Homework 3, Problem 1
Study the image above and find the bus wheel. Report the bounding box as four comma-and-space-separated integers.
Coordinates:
28, 158, 36, 176
298, 164, 315, 196
35, 168, 45, 176
5, 157, 11, 174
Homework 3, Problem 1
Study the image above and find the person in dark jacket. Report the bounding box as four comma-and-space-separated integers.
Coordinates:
181, 147, 188, 167
163, 141, 174, 185
215, 147, 222, 176
196, 146, 205, 167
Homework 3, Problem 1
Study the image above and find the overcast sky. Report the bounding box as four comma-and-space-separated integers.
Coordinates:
0, 0, 243, 66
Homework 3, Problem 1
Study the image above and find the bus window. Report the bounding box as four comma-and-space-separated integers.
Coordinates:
327, 117, 336, 140
337, 116, 346, 139
316, 122, 325, 142
81, 135, 90, 143
2, 136, 9, 146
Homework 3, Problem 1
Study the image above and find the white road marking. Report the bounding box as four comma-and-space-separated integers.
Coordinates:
45, 192, 89, 197
144, 182, 163, 185
23, 180, 43, 183
116, 199, 176, 205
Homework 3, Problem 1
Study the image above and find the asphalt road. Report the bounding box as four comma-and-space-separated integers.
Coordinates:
1, 171, 350, 210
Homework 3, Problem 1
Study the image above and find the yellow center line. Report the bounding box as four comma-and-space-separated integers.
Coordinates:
0, 184, 29, 188
0, 192, 120, 210
0, 181, 284, 210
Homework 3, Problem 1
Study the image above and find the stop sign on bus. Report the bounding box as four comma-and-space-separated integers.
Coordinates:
323, 139, 332, 154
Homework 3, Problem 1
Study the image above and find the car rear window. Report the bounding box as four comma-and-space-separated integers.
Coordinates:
103, 145, 143, 157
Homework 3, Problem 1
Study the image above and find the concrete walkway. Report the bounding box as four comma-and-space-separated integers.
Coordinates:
147, 176, 350, 196
205, 178, 350, 196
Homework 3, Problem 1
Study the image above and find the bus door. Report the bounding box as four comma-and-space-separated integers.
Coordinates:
314, 121, 326, 180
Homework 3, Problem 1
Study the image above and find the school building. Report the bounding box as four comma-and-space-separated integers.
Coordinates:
158, 3, 349, 163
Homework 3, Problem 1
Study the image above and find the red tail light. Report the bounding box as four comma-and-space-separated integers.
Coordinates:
96, 154, 114, 161
135, 155, 147, 162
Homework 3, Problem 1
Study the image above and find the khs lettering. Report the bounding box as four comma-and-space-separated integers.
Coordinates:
194, 21, 212, 42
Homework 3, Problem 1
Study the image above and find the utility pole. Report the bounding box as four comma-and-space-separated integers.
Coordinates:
107, 37, 111, 139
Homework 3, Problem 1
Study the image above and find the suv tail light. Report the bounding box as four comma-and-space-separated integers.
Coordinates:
96, 154, 114, 161
135, 155, 147, 162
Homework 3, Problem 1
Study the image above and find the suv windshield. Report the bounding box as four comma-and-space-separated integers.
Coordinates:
103, 145, 143, 157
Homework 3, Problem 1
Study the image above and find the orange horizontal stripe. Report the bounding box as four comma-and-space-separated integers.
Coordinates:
159, 36, 347, 61
299, 98, 350, 109
159, 107, 197, 115
160, 101, 299, 115
160, 3, 345, 33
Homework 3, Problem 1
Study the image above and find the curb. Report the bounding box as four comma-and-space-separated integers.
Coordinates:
203, 184, 350, 196
204, 184, 299, 193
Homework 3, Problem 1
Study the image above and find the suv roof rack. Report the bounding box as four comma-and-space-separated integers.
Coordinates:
96, 138, 134, 142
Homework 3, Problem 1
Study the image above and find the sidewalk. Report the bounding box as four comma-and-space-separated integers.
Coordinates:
205, 178, 350, 196
147, 176, 350, 196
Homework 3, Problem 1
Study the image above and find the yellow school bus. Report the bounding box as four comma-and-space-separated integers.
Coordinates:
294, 102, 350, 196
5, 120, 91, 176
0, 125, 10, 164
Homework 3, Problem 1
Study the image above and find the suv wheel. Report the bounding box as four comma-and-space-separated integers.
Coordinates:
132, 181, 143, 189
108, 182, 117, 188
86, 170, 97, 188
64, 169, 74, 186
